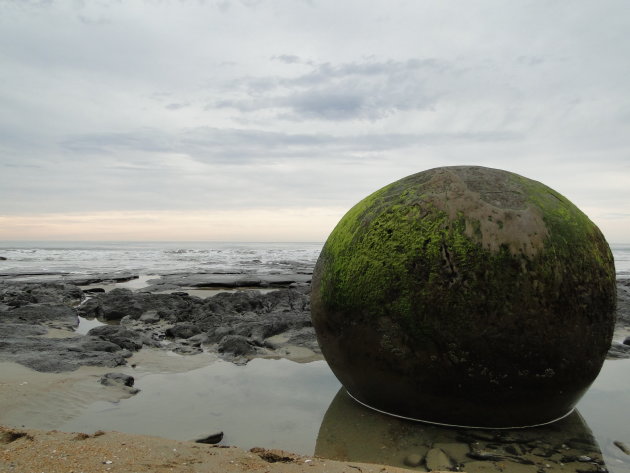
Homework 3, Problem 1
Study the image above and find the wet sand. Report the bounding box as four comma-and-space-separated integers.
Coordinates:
0, 362, 133, 431
0, 348, 222, 431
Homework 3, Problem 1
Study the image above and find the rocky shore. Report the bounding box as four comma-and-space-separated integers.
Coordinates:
1, 273, 629, 374
0, 272, 320, 373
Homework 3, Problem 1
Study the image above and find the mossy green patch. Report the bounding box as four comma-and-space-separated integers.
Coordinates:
314, 166, 615, 362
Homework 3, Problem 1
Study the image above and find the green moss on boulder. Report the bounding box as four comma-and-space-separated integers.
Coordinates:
311, 166, 616, 427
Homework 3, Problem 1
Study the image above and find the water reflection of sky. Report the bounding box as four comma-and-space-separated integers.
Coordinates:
612, 244, 630, 276
60, 357, 630, 472
61, 358, 341, 454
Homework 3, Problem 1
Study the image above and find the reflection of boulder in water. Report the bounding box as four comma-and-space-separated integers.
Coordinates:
315, 389, 606, 472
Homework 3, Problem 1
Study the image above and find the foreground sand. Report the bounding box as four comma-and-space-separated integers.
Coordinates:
0, 425, 415, 473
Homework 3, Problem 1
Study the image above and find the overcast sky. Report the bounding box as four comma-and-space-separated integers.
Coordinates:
1, 0, 629, 242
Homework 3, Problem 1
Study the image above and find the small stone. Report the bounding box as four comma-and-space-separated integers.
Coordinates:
403, 453, 424, 467
623, 337, 630, 346
425, 448, 452, 471
172, 345, 203, 355
195, 432, 224, 444
100, 372, 135, 387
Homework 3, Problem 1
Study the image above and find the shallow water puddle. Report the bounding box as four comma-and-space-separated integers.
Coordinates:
59, 358, 630, 472
75, 316, 108, 334
60, 358, 341, 454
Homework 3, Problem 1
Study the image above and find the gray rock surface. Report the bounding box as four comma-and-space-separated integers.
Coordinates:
3, 303, 78, 330
608, 277, 630, 359
0, 323, 48, 337
81, 288, 145, 321
0, 335, 129, 372
100, 372, 135, 387
1, 279, 320, 371
0, 282, 130, 372
106, 285, 317, 362
0, 282, 82, 308
165, 322, 201, 339
99, 372, 140, 395
140, 273, 312, 292
87, 325, 143, 351
217, 334, 255, 359
607, 341, 630, 359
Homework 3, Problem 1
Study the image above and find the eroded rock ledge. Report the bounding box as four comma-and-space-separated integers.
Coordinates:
0, 281, 320, 372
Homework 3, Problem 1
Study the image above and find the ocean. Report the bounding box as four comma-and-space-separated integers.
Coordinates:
0, 241, 628, 278
0, 241, 323, 277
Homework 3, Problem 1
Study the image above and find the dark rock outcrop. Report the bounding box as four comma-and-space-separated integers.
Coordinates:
80, 288, 145, 321
0, 283, 133, 372
0, 282, 82, 308
87, 325, 143, 351
0, 335, 128, 372
98, 285, 317, 362
3, 303, 78, 330
217, 334, 255, 358
165, 323, 201, 339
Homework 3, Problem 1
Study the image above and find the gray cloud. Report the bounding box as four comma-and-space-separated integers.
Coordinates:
165, 103, 189, 110
212, 59, 448, 120
272, 54, 303, 64
60, 127, 521, 164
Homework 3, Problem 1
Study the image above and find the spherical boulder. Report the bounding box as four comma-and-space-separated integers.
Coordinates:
311, 166, 616, 428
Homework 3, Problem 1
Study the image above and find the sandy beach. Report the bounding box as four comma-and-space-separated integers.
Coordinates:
0, 424, 413, 473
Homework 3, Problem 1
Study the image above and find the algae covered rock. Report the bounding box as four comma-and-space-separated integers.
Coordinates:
311, 166, 616, 427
